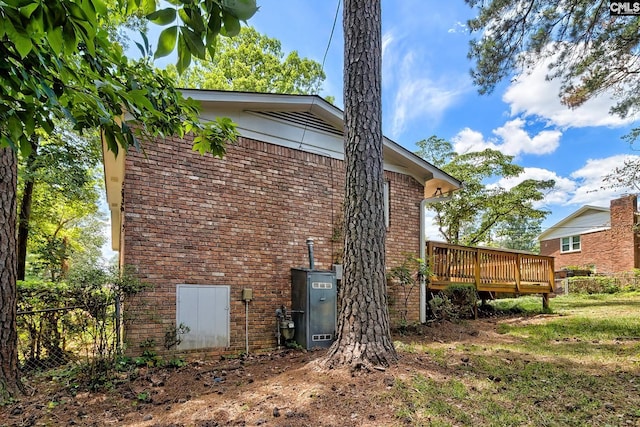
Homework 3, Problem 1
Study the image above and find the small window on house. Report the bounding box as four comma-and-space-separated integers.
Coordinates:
383, 180, 390, 229
561, 235, 581, 253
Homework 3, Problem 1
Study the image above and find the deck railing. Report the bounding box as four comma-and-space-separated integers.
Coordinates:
426, 241, 554, 305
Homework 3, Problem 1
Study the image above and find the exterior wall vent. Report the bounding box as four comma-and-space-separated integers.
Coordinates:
249, 110, 343, 137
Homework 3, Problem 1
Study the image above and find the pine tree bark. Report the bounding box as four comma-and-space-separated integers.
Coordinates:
0, 147, 24, 399
324, 0, 398, 369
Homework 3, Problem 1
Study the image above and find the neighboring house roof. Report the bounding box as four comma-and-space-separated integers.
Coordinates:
538, 205, 611, 241
103, 90, 462, 249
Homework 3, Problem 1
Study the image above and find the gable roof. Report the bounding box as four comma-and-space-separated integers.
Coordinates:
103, 90, 462, 250
180, 90, 461, 196
538, 205, 611, 241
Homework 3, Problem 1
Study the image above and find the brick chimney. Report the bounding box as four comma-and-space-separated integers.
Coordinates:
609, 194, 639, 271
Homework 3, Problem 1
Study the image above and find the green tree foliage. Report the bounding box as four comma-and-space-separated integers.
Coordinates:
494, 215, 542, 252
466, 0, 640, 205
416, 136, 554, 247
0, 0, 252, 154
18, 123, 104, 281
466, 1, 639, 118
0, 0, 257, 399
167, 26, 326, 94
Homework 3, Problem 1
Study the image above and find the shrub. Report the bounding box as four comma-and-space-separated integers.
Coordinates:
428, 293, 458, 322
568, 276, 619, 294
428, 284, 478, 321
388, 253, 431, 327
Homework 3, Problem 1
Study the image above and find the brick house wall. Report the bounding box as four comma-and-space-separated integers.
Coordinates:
121, 135, 424, 356
540, 195, 639, 274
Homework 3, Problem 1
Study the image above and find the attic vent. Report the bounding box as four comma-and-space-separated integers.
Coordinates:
249, 110, 343, 137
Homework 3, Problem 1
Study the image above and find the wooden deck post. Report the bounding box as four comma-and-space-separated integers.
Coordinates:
474, 248, 481, 287
542, 293, 550, 310
515, 254, 522, 293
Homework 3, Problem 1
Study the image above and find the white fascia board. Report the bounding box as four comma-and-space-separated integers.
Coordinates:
182, 89, 344, 126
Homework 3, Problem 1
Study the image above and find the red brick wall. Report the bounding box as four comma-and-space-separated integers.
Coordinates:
540, 195, 639, 274
121, 136, 424, 356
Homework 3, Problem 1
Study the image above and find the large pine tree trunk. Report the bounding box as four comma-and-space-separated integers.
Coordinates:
0, 147, 23, 399
324, 0, 397, 369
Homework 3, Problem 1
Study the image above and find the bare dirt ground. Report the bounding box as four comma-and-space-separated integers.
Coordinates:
0, 317, 539, 427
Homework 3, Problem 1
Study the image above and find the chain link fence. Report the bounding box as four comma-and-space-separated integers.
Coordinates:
15, 267, 150, 376
17, 299, 121, 375
557, 271, 640, 294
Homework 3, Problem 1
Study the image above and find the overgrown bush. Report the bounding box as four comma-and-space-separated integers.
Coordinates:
17, 264, 150, 383
568, 276, 619, 294
428, 293, 459, 322
428, 284, 478, 321
567, 272, 640, 294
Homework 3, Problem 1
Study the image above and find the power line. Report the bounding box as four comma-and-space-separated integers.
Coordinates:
321, 0, 341, 75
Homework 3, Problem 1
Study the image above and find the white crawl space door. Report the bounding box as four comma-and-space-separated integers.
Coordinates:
176, 284, 230, 350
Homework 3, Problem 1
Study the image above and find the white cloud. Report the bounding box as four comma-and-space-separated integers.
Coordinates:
381, 31, 394, 62
452, 119, 562, 157
382, 33, 469, 138
391, 75, 463, 137
503, 54, 637, 129
447, 21, 467, 34
568, 155, 640, 206
488, 156, 639, 209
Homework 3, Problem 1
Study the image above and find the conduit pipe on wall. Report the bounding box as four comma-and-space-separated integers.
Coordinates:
245, 301, 249, 354
242, 288, 253, 354
420, 199, 428, 324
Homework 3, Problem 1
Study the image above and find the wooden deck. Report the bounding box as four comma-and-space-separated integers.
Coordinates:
426, 241, 555, 308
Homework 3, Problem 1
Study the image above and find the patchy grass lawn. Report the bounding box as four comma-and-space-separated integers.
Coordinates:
391, 293, 640, 426
1, 293, 639, 426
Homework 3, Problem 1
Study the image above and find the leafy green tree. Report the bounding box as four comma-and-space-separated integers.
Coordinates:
324, 0, 398, 370
0, 0, 257, 399
603, 157, 640, 192
466, 1, 640, 190
17, 123, 103, 281
416, 136, 554, 247
167, 26, 326, 94
22, 142, 105, 282
493, 215, 542, 252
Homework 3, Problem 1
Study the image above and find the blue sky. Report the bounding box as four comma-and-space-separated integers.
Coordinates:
244, 0, 639, 234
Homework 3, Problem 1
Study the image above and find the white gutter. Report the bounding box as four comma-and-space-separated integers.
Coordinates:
420, 199, 428, 323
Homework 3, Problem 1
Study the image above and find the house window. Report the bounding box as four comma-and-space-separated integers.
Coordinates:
383, 181, 390, 229
561, 235, 581, 253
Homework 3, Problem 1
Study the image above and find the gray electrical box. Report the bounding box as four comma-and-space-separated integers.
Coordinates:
291, 268, 337, 349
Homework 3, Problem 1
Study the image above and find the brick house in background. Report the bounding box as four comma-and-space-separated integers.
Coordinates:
539, 194, 640, 274
103, 90, 461, 356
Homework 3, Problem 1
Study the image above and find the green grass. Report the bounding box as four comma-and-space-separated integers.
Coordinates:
390, 292, 640, 426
